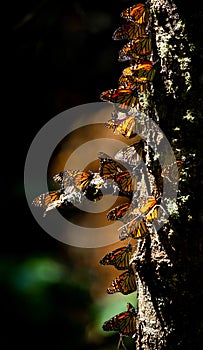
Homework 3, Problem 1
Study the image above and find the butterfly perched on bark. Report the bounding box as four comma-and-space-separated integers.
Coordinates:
118, 197, 159, 240
32, 188, 70, 217
119, 37, 152, 62
118, 75, 148, 93
119, 218, 148, 240
115, 140, 146, 165
32, 189, 64, 208
107, 267, 137, 295
120, 3, 150, 24
98, 152, 137, 196
105, 115, 140, 139
32, 170, 105, 216
107, 203, 131, 221
161, 159, 184, 182
102, 302, 137, 335
53, 170, 93, 191
112, 22, 146, 40
99, 243, 133, 270
119, 60, 156, 84
100, 88, 139, 109
139, 196, 158, 215
53, 170, 104, 202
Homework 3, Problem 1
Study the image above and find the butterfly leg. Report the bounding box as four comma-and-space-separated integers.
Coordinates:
117, 334, 127, 350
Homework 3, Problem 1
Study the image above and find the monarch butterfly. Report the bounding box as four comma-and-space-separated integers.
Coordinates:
32, 189, 64, 208
107, 203, 131, 221
98, 152, 136, 195
105, 115, 139, 139
100, 88, 139, 109
118, 75, 148, 93
99, 243, 133, 270
125, 197, 159, 224
115, 140, 145, 165
118, 197, 159, 240
112, 22, 146, 40
120, 206, 159, 241
102, 302, 137, 336
116, 172, 136, 195
123, 60, 153, 75
119, 37, 152, 62
107, 267, 137, 295
119, 61, 155, 92
53, 170, 93, 191
120, 61, 156, 83
120, 3, 150, 24
98, 152, 126, 177
139, 196, 158, 215
161, 159, 183, 182
145, 205, 159, 221
32, 189, 67, 216
119, 218, 148, 240
53, 170, 103, 202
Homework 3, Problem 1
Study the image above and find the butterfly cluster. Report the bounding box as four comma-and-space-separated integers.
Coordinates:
100, 2, 157, 140
98, 3, 166, 348
32, 139, 147, 216
98, 147, 159, 349
32, 170, 105, 216
100, 244, 138, 347
100, 243, 136, 295
32, 152, 138, 216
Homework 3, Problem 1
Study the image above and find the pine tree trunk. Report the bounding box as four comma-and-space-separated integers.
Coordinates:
132, 231, 176, 350
129, 1, 203, 349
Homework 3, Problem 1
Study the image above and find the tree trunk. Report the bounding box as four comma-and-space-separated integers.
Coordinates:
100, 0, 203, 347
128, 1, 203, 349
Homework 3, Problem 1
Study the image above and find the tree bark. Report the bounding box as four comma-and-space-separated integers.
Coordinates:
128, 1, 203, 349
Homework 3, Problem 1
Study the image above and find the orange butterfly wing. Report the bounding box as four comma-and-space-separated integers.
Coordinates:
32, 190, 62, 208
99, 243, 132, 270
100, 88, 139, 109
119, 219, 148, 240
102, 303, 137, 335
139, 196, 157, 214
121, 3, 150, 24
107, 268, 137, 295
107, 203, 131, 221
112, 22, 146, 40
119, 37, 152, 62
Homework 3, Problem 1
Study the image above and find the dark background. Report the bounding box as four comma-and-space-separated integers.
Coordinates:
3, 1, 202, 349
4, 1, 138, 349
